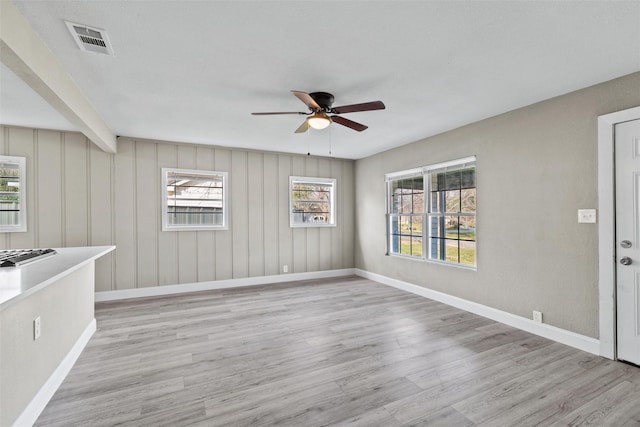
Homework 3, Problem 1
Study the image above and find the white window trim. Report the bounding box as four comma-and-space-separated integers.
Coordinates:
0, 155, 27, 233
161, 168, 228, 231
289, 176, 336, 228
384, 156, 477, 182
385, 156, 477, 269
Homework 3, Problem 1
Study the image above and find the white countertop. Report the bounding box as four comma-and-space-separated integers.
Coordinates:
0, 246, 115, 311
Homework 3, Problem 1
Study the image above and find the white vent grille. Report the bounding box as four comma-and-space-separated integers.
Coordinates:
65, 21, 114, 55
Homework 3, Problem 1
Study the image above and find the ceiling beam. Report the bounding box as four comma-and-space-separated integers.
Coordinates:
0, 1, 116, 153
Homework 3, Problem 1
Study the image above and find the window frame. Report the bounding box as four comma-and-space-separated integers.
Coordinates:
0, 155, 27, 233
289, 176, 336, 228
385, 156, 476, 269
161, 167, 228, 231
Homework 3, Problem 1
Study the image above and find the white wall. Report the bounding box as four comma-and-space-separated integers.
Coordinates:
354, 72, 640, 338
0, 131, 355, 291
0, 263, 94, 427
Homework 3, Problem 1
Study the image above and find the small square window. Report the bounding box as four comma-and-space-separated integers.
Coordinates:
0, 156, 27, 233
290, 177, 336, 227
162, 168, 228, 231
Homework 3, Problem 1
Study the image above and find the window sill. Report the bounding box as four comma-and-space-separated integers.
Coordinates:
290, 223, 337, 229
386, 253, 477, 271
162, 226, 228, 232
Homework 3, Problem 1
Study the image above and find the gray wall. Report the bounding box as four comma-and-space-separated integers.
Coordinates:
0, 131, 355, 291
354, 72, 640, 338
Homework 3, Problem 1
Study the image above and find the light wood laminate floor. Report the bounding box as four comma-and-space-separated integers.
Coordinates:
35, 276, 640, 426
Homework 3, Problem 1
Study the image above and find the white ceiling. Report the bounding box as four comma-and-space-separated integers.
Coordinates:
3, 1, 640, 159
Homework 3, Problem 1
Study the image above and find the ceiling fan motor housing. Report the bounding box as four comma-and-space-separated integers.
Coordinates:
309, 92, 335, 110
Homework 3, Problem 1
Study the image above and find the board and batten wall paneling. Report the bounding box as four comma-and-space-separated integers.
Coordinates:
36, 130, 63, 248
318, 158, 332, 271
214, 148, 233, 280
196, 146, 216, 282
291, 156, 307, 273
177, 145, 198, 284
157, 143, 179, 285
0, 127, 355, 290
134, 141, 158, 288
1, 127, 116, 290
305, 158, 320, 272
248, 151, 265, 277
330, 159, 344, 269
3, 127, 36, 250
114, 139, 136, 290
342, 159, 355, 268
88, 143, 114, 292
277, 155, 293, 274
263, 153, 279, 276
63, 133, 89, 247
231, 150, 249, 279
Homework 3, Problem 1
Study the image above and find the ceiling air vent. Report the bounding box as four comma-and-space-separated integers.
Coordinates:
65, 21, 114, 55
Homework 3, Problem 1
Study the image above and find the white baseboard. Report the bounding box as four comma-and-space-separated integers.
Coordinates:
95, 269, 356, 302
13, 319, 96, 427
355, 269, 600, 356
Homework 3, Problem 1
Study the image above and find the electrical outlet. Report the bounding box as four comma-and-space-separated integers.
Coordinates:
283, 264, 288, 273
533, 310, 543, 323
34, 316, 41, 340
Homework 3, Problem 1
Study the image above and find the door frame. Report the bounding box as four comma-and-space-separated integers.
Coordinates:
598, 106, 640, 359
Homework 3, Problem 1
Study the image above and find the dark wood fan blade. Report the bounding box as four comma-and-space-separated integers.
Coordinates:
294, 120, 310, 133
332, 101, 385, 114
251, 112, 307, 115
292, 91, 320, 110
331, 115, 368, 132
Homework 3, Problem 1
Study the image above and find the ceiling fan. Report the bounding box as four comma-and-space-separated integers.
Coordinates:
251, 91, 385, 133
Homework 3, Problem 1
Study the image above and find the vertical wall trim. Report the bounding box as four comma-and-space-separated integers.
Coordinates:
33, 130, 39, 247
303, 157, 307, 272
212, 148, 217, 279
110, 145, 116, 291
262, 154, 267, 276
132, 140, 138, 288
1, 127, 6, 248
246, 152, 250, 277
86, 138, 92, 244
275, 155, 280, 273
229, 150, 233, 277
60, 132, 66, 247
174, 144, 180, 283
155, 143, 161, 285
193, 148, 199, 282
0, 127, 5, 153
290, 156, 294, 270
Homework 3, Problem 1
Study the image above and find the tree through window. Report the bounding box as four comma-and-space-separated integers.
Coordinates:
386, 157, 476, 268
289, 177, 336, 227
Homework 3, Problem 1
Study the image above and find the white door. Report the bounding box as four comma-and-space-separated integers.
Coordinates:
616, 118, 640, 365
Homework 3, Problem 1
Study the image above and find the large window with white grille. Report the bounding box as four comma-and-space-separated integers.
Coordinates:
0, 156, 26, 232
386, 156, 476, 267
162, 168, 228, 231
289, 177, 336, 227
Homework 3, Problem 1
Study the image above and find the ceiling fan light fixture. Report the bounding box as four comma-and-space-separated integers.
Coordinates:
307, 112, 331, 130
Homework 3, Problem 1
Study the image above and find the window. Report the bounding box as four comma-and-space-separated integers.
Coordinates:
162, 168, 228, 231
290, 177, 336, 227
0, 156, 26, 232
386, 156, 476, 267
388, 175, 424, 256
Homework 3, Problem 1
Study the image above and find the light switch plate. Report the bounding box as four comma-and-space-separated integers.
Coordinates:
578, 209, 597, 223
